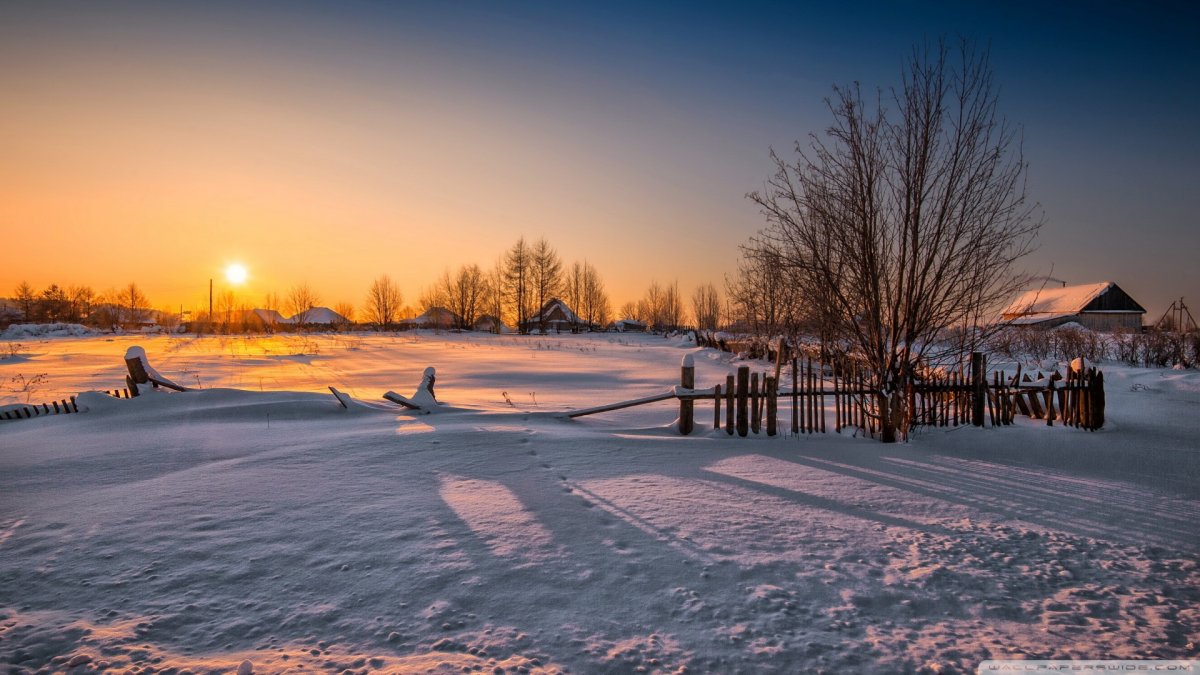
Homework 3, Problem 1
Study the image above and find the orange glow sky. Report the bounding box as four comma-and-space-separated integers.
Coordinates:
2, 2, 1197, 318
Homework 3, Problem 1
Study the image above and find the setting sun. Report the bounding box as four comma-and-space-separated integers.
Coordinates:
225, 263, 248, 285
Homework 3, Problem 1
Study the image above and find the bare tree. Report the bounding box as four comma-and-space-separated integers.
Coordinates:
618, 301, 641, 323
530, 237, 563, 332
725, 245, 804, 337
13, 281, 36, 321
483, 260, 506, 332
578, 261, 610, 330
565, 262, 585, 332
39, 284, 69, 322
333, 301, 356, 330
68, 285, 94, 323
443, 264, 486, 329
692, 283, 722, 332
365, 275, 403, 329
287, 283, 320, 327
747, 39, 1039, 442
504, 237, 533, 333
216, 290, 238, 333
157, 305, 180, 332
116, 282, 151, 328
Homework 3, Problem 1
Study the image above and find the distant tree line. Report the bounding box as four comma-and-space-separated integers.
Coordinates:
7, 280, 155, 331
7, 239, 731, 336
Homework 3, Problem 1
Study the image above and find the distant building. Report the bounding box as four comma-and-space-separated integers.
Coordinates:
297, 307, 350, 326
401, 306, 461, 330
473, 314, 508, 333
520, 298, 587, 333
610, 318, 646, 332
1001, 281, 1145, 331
252, 308, 292, 327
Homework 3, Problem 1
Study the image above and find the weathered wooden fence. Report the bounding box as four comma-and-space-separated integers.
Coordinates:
0, 396, 80, 421
568, 351, 1106, 438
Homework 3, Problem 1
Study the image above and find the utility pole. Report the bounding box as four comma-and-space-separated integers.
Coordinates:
209, 278, 213, 326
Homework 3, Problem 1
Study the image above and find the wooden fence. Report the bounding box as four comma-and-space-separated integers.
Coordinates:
0, 396, 80, 421
568, 351, 1106, 438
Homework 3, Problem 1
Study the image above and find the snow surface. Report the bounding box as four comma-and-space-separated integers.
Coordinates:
1, 332, 1198, 673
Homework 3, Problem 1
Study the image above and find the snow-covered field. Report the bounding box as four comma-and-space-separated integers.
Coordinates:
2, 332, 1198, 674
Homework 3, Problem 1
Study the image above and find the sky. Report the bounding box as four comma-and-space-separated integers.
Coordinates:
1, 0, 1197, 320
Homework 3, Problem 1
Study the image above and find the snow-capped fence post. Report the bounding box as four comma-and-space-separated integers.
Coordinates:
970, 352, 985, 427
736, 366, 749, 437
679, 354, 695, 435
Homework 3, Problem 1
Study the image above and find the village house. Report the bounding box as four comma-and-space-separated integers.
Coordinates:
520, 298, 588, 333
1001, 281, 1146, 332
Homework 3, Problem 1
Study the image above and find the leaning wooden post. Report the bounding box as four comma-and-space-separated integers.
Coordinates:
1045, 377, 1056, 426
678, 354, 695, 435
725, 374, 735, 435
736, 366, 749, 437
750, 372, 761, 435
766, 375, 777, 436
970, 352, 985, 427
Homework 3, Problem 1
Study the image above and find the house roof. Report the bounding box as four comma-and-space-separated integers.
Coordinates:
403, 306, 461, 325
293, 306, 347, 324
252, 308, 292, 324
523, 298, 583, 325
1001, 281, 1145, 324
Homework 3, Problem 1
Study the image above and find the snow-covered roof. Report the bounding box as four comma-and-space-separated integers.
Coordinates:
252, 308, 292, 324
292, 307, 347, 324
1002, 282, 1113, 319
523, 298, 583, 326
403, 306, 461, 326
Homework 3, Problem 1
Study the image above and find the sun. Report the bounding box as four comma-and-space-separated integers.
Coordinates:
225, 263, 248, 285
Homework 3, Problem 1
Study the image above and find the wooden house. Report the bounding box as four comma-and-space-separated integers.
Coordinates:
400, 306, 462, 330
1001, 281, 1145, 331
520, 298, 587, 333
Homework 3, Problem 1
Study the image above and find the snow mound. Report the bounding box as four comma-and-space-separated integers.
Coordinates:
1, 323, 94, 339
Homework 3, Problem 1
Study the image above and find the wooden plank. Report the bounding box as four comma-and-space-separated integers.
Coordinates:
383, 390, 425, 410
563, 391, 676, 418
329, 386, 352, 408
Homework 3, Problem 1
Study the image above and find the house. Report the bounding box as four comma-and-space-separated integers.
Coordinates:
400, 306, 462, 330
252, 308, 292, 328
609, 318, 646, 332
473, 314, 508, 333
1001, 281, 1145, 331
520, 298, 587, 333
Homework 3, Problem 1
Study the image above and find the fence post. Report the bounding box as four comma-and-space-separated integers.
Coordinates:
678, 354, 695, 435
766, 375, 777, 436
970, 352, 985, 427
736, 366, 749, 437
725, 374, 735, 435
791, 357, 799, 435
713, 383, 722, 431
750, 372, 761, 434
1045, 377, 1056, 426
